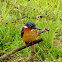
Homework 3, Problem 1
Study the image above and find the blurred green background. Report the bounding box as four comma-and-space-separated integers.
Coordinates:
0, 0, 62, 62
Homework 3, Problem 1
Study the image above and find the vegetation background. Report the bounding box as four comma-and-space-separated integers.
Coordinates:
0, 0, 62, 62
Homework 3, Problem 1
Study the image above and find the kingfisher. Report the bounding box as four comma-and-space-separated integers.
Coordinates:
21, 22, 41, 47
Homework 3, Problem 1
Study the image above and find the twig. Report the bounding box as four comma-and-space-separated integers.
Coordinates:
0, 28, 50, 61
0, 38, 43, 61
38, 28, 50, 36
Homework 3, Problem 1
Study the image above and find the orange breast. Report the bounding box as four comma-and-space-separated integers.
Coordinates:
23, 29, 37, 42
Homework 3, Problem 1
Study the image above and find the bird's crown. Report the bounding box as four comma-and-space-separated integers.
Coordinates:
25, 22, 36, 28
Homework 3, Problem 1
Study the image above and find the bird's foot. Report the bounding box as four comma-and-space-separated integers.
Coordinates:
25, 42, 27, 47
31, 41, 34, 45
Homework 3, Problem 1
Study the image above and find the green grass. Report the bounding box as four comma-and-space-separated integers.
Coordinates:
0, 0, 62, 61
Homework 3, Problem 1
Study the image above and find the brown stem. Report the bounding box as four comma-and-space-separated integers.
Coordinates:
0, 28, 49, 61
37, 28, 50, 36
0, 38, 43, 61
31, 45, 35, 62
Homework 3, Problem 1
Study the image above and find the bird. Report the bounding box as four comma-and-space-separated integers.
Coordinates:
21, 22, 41, 47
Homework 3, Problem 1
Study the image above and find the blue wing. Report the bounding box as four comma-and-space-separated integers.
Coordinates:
21, 27, 24, 38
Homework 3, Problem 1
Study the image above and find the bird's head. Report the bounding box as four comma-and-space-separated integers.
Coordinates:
24, 22, 42, 30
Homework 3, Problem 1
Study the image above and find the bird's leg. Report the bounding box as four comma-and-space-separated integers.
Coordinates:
31, 41, 34, 45
25, 42, 27, 47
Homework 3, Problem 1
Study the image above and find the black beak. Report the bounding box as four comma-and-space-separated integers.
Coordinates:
32, 27, 42, 30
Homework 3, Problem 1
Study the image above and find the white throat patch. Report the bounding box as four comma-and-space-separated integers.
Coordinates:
31, 29, 34, 31
24, 26, 28, 28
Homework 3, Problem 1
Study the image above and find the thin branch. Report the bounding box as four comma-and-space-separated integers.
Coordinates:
0, 38, 43, 61
38, 28, 50, 36
0, 28, 50, 61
